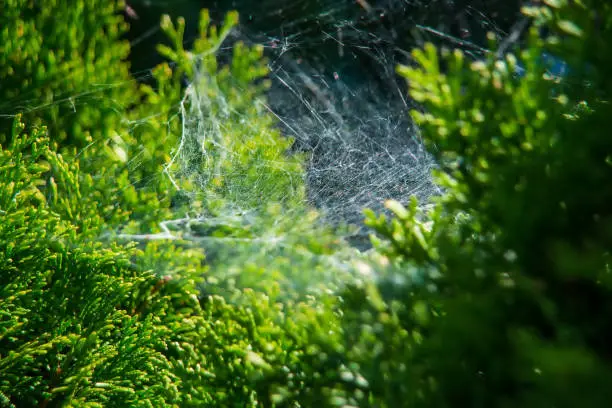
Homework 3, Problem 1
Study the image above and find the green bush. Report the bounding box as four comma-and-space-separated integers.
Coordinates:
3, 0, 612, 406
0, 2, 355, 406
352, 1, 612, 406
0, 121, 345, 406
0, 0, 135, 149
0, 117, 192, 406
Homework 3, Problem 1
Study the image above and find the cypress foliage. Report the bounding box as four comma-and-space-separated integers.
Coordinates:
2, 0, 612, 407
358, 1, 612, 406
0, 2, 349, 406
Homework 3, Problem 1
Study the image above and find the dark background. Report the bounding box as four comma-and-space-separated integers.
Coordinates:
125, 0, 524, 84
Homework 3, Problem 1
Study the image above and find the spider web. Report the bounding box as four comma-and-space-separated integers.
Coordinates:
148, 0, 521, 299
2, 1, 521, 299
155, 0, 521, 245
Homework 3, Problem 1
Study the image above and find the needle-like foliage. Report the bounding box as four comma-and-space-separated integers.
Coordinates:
359, 1, 612, 406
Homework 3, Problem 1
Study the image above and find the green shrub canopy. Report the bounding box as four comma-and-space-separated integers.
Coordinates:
2, 0, 612, 407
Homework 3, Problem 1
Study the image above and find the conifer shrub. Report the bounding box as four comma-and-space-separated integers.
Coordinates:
0, 120, 347, 405
0, 117, 194, 406
0, 2, 355, 406
3, 0, 612, 406
0, 0, 136, 149
346, 0, 612, 406
0, 121, 341, 405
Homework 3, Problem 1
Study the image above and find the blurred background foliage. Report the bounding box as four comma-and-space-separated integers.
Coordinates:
2, 0, 612, 407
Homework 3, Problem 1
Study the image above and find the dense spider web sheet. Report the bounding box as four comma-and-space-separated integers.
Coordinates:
2, 1, 522, 297
155, 46, 440, 260
142, 0, 524, 298
116, 2, 522, 244
265, 55, 440, 243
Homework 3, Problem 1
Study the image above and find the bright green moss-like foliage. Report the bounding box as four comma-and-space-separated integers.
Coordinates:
0, 119, 195, 406
0, 0, 179, 236
0, 2, 353, 406
0, 0, 135, 149
0, 122, 342, 405
0, 120, 347, 405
